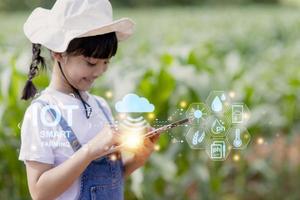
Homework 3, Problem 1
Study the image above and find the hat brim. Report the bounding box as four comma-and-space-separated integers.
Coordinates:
23, 7, 52, 45
79, 18, 135, 41
24, 8, 135, 52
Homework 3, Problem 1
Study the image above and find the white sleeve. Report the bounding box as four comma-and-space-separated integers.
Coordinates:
18, 102, 55, 164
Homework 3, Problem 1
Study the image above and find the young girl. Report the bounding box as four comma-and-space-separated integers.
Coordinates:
18, 0, 159, 199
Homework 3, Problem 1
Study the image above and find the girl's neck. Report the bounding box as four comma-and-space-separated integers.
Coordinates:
49, 65, 74, 94
49, 63, 88, 100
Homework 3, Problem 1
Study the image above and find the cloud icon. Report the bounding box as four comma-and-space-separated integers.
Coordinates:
115, 93, 155, 113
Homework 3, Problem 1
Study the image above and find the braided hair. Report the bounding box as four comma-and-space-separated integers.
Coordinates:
21, 43, 45, 100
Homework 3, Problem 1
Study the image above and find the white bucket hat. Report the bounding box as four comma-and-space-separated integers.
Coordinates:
23, 0, 135, 52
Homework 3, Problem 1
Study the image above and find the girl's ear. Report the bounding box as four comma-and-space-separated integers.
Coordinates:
51, 52, 64, 63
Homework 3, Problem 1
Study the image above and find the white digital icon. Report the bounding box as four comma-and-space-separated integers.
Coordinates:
211, 93, 226, 113
211, 118, 226, 135
232, 104, 244, 124
233, 128, 242, 148
211, 141, 226, 159
192, 131, 205, 145
186, 103, 209, 125
194, 110, 202, 119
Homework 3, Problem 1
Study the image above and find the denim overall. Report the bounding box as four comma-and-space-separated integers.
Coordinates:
33, 97, 124, 200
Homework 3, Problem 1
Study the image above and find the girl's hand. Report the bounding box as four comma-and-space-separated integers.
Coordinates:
85, 124, 121, 161
133, 127, 160, 166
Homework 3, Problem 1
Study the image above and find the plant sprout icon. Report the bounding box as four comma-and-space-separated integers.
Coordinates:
192, 130, 205, 145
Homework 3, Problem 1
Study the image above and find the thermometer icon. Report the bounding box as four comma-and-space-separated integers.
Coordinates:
233, 128, 242, 148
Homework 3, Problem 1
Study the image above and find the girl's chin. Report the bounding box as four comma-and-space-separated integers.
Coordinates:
79, 84, 92, 91
79, 79, 94, 90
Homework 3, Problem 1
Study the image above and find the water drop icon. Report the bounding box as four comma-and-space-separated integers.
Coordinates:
211, 96, 223, 112
221, 93, 226, 101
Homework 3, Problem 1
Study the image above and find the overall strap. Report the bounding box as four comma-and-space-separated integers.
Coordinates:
93, 97, 120, 161
93, 97, 114, 126
32, 99, 82, 152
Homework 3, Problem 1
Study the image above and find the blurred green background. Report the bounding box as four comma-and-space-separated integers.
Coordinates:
1, 0, 300, 199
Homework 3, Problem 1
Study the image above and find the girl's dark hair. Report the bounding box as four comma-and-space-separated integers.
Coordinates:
21, 32, 118, 100
66, 32, 118, 58
21, 43, 45, 100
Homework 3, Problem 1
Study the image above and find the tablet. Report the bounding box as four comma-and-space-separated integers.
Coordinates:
144, 118, 190, 138
104, 118, 190, 156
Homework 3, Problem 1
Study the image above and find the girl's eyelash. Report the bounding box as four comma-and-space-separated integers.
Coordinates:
87, 62, 97, 66
86, 60, 110, 66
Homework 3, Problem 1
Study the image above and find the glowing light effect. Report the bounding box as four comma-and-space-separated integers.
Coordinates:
180, 101, 187, 108
118, 115, 147, 151
120, 131, 144, 150
257, 137, 264, 145
154, 144, 160, 151
243, 112, 250, 120
105, 91, 113, 99
110, 154, 117, 161
233, 154, 240, 162
229, 91, 236, 99
147, 113, 155, 120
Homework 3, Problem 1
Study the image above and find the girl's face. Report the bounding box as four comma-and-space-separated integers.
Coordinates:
57, 54, 110, 91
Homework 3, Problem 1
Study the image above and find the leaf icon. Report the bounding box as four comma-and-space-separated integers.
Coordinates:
192, 131, 199, 145
198, 132, 205, 143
